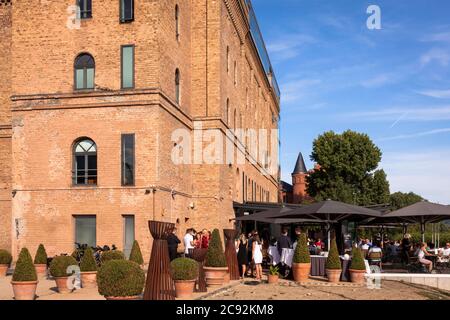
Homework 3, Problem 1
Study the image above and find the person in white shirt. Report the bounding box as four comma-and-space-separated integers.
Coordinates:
442, 243, 450, 256
438, 243, 450, 263
183, 228, 195, 256
417, 242, 433, 272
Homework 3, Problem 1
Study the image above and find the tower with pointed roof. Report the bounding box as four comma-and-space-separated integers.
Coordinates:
292, 152, 308, 204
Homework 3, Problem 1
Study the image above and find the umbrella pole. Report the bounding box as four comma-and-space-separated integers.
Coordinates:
421, 217, 425, 243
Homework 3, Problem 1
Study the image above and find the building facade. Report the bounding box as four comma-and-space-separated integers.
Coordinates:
0, 0, 280, 260
280, 152, 313, 204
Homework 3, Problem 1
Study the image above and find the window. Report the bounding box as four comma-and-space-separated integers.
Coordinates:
123, 215, 135, 258
175, 5, 180, 41
175, 69, 180, 104
120, 0, 134, 23
73, 138, 97, 186
77, 0, 92, 19
121, 45, 135, 89
226, 99, 230, 125
234, 61, 237, 85
74, 53, 95, 90
121, 134, 135, 186
226, 46, 230, 73
74, 216, 96, 248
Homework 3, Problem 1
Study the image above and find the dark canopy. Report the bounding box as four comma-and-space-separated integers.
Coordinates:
381, 201, 450, 224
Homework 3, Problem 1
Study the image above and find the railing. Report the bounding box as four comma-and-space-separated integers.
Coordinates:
245, 0, 281, 103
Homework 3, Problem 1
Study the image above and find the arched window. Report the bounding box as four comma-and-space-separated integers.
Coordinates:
226, 99, 230, 125
175, 69, 181, 104
226, 46, 230, 73
75, 53, 95, 90
234, 61, 237, 85
233, 109, 237, 130
175, 5, 180, 41
73, 138, 97, 185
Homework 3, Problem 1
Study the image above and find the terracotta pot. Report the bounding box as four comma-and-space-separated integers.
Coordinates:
326, 269, 342, 283
81, 271, 97, 289
105, 296, 141, 300
34, 264, 47, 278
292, 263, 310, 282
11, 281, 38, 300
0, 264, 9, 277
349, 269, 366, 284
267, 274, 279, 284
54, 277, 72, 294
174, 280, 196, 299
223, 271, 230, 284
204, 267, 228, 287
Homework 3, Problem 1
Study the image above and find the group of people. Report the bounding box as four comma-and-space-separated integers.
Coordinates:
167, 228, 212, 261
236, 231, 264, 280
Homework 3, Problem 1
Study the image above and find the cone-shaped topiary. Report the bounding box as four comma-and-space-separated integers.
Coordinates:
97, 260, 145, 298
350, 247, 366, 270
34, 244, 48, 265
12, 248, 37, 282
0, 249, 12, 265
325, 238, 341, 270
205, 229, 227, 267
49, 255, 78, 278
101, 250, 125, 264
129, 241, 144, 265
170, 258, 199, 281
293, 233, 310, 264
80, 247, 97, 272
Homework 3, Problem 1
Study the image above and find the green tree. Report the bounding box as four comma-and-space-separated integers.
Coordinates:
293, 233, 310, 264
13, 248, 37, 282
306, 130, 390, 206
129, 241, 144, 265
34, 244, 48, 265
325, 237, 341, 270
80, 247, 97, 272
205, 229, 227, 267
389, 192, 424, 210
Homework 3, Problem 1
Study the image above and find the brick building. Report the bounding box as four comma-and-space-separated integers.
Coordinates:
0, 0, 280, 260
280, 152, 313, 204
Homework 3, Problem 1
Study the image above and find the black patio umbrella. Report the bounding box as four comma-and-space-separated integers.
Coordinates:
379, 201, 450, 242
234, 206, 294, 222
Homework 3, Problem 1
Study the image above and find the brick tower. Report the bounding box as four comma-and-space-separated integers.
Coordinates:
292, 152, 308, 204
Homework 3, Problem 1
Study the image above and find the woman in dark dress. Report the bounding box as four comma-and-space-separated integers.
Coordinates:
237, 234, 248, 279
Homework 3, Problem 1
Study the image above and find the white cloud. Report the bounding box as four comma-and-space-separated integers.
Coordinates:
347, 105, 450, 122
377, 128, 450, 141
381, 150, 450, 204
361, 73, 395, 88
418, 89, 450, 99
266, 34, 316, 62
420, 48, 450, 67
280, 78, 322, 104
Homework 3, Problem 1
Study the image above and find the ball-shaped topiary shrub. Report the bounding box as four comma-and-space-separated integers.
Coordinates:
293, 233, 310, 264
350, 247, 366, 270
12, 248, 37, 282
49, 255, 78, 278
205, 229, 227, 268
0, 249, 12, 265
101, 250, 125, 264
129, 241, 144, 266
34, 244, 48, 265
325, 237, 342, 270
97, 260, 145, 298
80, 247, 97, 272
170, 258, 199, 281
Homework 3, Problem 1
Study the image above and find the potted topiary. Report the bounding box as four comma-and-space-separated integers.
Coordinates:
33, 244, 48, 277
268, 265, 280, 284
97, 260, 145, 300
204, 229, 228, 287
170, 257, 199, 299
129, 241, 144, 266
49, 255, 78, 293
349, 247, 366, 284
292, 233, 311, 282
101, 250, 125, 264
0, 249, 12, 277
11, 248, 38, 300
80, 247, 97, 289
325, 237, 342, 283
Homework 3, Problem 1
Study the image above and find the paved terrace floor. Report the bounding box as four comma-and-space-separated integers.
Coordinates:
0, 274, 449, 300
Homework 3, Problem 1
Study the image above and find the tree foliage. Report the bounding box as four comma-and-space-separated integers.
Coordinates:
129, 241, 144, 266
306, 130, 390, 206
34, 244, 48, 265
389, 192, 424, 210
12, 248, 37, 282
325, 237, 341, 270
80, 247, 98, 272
205, 229, 227, 268
293, 233, 310, 264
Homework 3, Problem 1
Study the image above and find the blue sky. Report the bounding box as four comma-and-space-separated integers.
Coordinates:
252, 0, 450, 204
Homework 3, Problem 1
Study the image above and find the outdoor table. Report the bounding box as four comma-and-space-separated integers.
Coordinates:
268, 246, 281, 265
310, 255, 351, 281
425, 255, 438, 269
281, 248, 294, 267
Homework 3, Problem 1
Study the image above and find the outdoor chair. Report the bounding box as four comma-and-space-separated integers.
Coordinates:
368, 252, 383, 270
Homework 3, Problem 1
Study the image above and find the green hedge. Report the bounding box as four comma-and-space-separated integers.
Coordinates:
34, 244, 48, 265
12, 248, 37, 282
0, 249, 12, 265
293, 233, 310, 264
170, 258, 198, 281
49, 256, 78, 278
205, 229, 227, 268
129, 241, 144, 265
80, 247, 97, 272
97, 260, 145, 297
101, 250, 125, 263
350, 247, 366, 270
325, 238, 341, 270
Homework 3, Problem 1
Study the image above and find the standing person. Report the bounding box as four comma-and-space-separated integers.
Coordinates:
315, 238, 325, 250
277, 228, 292, 255
252, 235, 263, 280
167, 228, 181, 261
237, 234, 249, 279
400, 234, 412, 265
183, 228, 195, 257
201, 229, 210, 249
